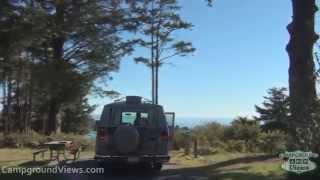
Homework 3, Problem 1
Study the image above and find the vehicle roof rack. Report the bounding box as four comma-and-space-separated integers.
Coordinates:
114, 97, 126, 102
114, 96, 153, 104
141, 97, 152, 104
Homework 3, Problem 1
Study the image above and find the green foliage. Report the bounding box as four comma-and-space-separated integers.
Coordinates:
61, 98, 95, 135
254, 87, 290, 132
295, 99, 320, 152
224, 117, 261, 152
173, 126, 191, 150
0, 131, 95, 150
228, 117, 260, 139
196, 135, 212, 154
0, 0, 145, 134
258, 130, 288, 154
188, 116, 288, 154
224, 140, 247, 153
192, 122, 225, 147
206, 0, 213, 7
133, 0, 195, 103
0, 131, 46, 148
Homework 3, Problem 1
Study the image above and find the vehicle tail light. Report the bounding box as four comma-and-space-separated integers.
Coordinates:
97, 128, 108, 141
160, 128, 169, 140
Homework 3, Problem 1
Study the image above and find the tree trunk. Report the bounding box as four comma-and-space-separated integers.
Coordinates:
151, 32, 155, 104
154, 13, 161, 105
1, 54, 9, 135
6, 73, 13, 133
55, 109, 62, 134
287, 0, 318, 150
155, 61, 159, 104
151, 0, 155, 104
42, 112, 47, 134
44, 0, 65, 135
25, 55, 34, 134
16, 59, 22, 132
46, 98, 59, 135
1, 70, 7, 134
152, 62, 155, 104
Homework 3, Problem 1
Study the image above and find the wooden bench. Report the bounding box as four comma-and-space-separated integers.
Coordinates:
32, 148, 48, 161
66, 143, 81, 160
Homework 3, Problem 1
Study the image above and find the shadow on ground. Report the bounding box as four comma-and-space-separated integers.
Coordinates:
161, 154, 284, 180
18, 160, 51, 167
3, 154, 284, 180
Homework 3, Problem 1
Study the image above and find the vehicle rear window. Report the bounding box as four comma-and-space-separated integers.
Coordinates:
121, 111, 150, 126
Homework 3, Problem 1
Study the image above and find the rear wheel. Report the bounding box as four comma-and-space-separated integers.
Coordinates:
98, 161, 110, 168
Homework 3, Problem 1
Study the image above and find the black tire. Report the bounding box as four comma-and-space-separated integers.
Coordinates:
97, 161, 110, 168
153, 163, 162, 171
140, 162, 153, 169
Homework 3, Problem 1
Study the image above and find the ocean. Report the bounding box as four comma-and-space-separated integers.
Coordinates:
174, 117, 233, 128
87, 116, 233, 139
92, 114, 233, 127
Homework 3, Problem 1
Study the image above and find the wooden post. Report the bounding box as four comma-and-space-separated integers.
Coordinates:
194, 138, 198, 158
33, 154, 36, 162
184, 139, 190, 155
41, 151, 45, 159
50, 150, 53, 160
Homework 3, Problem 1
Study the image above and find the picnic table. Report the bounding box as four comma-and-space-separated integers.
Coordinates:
32, 140, 81, 162
44, 141, 72, 161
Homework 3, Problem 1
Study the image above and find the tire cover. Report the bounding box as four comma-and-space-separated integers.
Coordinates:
113, 125, 140, 154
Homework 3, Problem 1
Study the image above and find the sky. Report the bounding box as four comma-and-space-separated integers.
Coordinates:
89, 0, 292, 121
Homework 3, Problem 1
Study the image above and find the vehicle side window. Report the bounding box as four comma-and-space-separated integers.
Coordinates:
141, 112, 148, 118
138, 112, 149, 127
165, 113, 174, 127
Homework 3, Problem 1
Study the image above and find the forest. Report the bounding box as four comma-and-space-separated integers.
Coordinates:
0, 0, 196, 135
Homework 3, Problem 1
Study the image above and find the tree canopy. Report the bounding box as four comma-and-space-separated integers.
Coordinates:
254, 87, 290, 132
0, 0, 145, 134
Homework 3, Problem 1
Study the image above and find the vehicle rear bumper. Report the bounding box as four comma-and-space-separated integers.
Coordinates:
94, 154, 170, 163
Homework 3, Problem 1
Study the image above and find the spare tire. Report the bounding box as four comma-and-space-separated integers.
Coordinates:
113, 125, 140, 154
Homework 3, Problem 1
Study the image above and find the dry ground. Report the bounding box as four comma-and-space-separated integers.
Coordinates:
0, 148, 286, 180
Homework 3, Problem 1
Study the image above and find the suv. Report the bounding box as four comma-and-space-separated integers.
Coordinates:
94, 96, 175, 171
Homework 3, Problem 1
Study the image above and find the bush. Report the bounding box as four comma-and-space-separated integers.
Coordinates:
174, 118, 289, 154
173, 126, 191, 150
0, 133, 3, 147
0, 131, 45, 148
258, 130, 287, 154
196, 135, 213, 155
192, 122, 225, 146
0, 132, 95, 150
225, 140, 247, 152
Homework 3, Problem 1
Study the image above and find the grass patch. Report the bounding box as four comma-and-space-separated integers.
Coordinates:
0, 148, 95, 168
0, 148, 34, 167
169, 150, 207, 167
210, 158, 285, 180
164, 151, 286, 180
0, 148, 287, 180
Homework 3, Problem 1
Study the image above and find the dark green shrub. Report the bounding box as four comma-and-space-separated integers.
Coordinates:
225, 140, 247, 152
258, 130, 287, 154
0, 131, 95, 150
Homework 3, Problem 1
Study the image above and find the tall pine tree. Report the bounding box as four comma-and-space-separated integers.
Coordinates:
134, 0, 195, 104
254, 87, 290, 132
